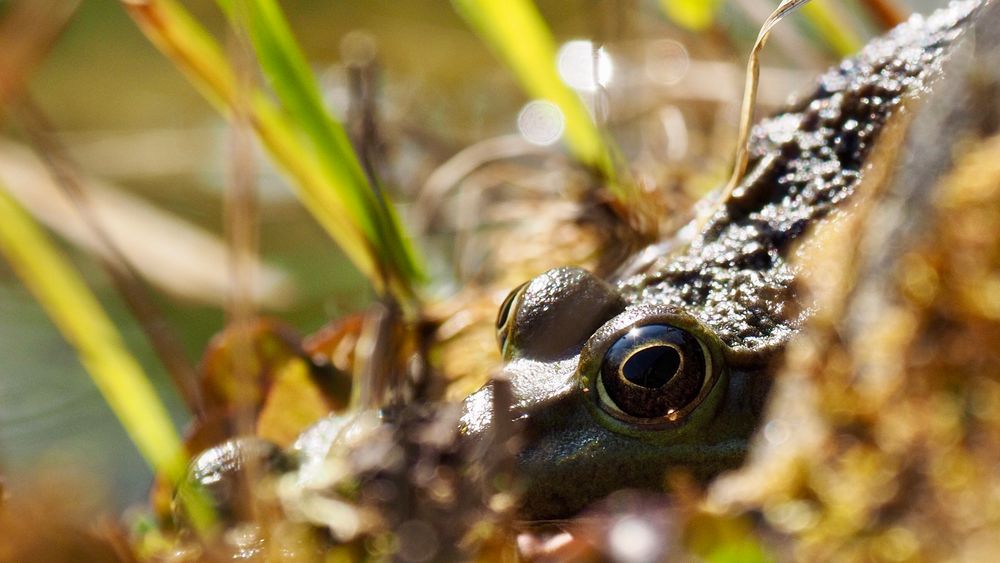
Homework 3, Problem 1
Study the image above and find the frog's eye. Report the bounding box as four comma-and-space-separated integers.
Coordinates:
178, 438, 293, 526
496, 281, 528, 357
598, 324, 713, 420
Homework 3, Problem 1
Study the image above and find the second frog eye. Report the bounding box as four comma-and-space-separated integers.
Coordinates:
493, 268, 627, 361
598, 324, 713, 420
496, 281, 528, 358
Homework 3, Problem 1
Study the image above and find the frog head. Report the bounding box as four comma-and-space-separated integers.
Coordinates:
461, 266, 773, 519
459, 0, 979, 517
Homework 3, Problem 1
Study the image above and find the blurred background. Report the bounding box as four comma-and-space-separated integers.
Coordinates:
0, 0, 951, 508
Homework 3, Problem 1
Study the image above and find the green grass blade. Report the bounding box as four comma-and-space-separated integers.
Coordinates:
451, 0, 623, 193
661, 0, 860, 58
0, 183, 215, 526
219, 0, 424, 297
660, 0, 723, 31
799, 1, 862, 57
123, 0, 423, 307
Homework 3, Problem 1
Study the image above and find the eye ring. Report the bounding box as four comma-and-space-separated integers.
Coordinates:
597, 324, 709, 420
578, 308, 727, 429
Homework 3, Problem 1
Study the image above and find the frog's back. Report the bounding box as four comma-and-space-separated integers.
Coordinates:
620, 1, 982, 354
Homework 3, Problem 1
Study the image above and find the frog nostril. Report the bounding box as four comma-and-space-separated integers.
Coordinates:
621, 346, 681, 388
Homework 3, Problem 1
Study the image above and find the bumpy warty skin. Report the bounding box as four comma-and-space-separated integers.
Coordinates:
282, 1, 988, 529
619, 1, 980, 354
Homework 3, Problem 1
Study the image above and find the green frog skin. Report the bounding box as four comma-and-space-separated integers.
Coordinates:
461, 1, 982, 520
182, 1, 984, 528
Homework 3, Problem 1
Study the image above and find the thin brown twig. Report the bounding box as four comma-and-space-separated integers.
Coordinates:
0, 0, 207, 421
225, 7, 260, 442
14, 98, 208, 421
223, 4, 268, 532
344, 31, 391, 194
0, 0, 81, 110
342, 34, 432, 406
343, 37, 397, 302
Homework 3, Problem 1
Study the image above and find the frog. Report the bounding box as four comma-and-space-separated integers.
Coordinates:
459, 0, 983, 520
179, 0, 984, 532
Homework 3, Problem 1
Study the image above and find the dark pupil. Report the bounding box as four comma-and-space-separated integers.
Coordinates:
622, 346, 680, 388
600, 324, 707, 419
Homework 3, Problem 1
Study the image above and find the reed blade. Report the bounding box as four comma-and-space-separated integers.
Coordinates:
659, 0, 723, 31
219, 0, 424, 298
122, 0, 425, 308
800, 1, 863, 57
451, 0, 630, 203
0, 183, 214, 527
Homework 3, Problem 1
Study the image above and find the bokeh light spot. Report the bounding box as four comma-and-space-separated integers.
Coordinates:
517, 100, 565, 146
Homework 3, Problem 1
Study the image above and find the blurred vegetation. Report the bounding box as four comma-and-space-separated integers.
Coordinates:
0, 0, 983, 561
0, 185, 186, 484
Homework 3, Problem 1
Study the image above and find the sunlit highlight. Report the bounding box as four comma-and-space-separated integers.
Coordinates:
557, 39, 614, 92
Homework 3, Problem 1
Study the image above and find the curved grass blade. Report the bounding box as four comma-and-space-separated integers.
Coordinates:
0, 183, 214, 530
692, 0, 849, 234
700, 0, 815, 231
663, 0, 861, 57
451, 0, 631, 204
122, 0, 424, 308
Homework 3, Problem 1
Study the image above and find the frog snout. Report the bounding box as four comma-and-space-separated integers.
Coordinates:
460, 353, 580, 440
459, 356, 626, 520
